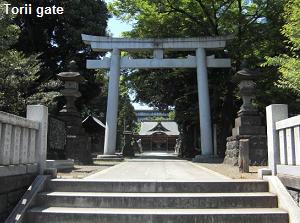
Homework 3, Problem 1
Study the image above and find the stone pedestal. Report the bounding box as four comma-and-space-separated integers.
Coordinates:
59, 107, 93, 164
64, 134, 92, 165
225, 112, 267, 165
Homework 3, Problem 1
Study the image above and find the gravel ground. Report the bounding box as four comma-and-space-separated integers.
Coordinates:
195, 162, 267, 179
57, 161, 122, 179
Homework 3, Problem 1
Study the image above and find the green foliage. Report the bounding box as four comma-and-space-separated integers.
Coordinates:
80, 70, 108, 119
9, 0, 108, 72
6, 0, 109, 115
116, 76, 137, 150
118, 76, 137, 131
282, 0, 300, 49
0, 1, 19, 50
264, 0, 300, 95
133, 122, 141, 134
0, 0, 42, 115
168, 110, 175, 120
153, 116, 165, 121
0, 51, 40, 114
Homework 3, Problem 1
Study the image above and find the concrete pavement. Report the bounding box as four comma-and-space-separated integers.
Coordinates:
85, 152, 230, 180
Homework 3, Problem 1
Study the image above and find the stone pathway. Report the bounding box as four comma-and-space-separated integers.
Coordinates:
85, 152, 230, 180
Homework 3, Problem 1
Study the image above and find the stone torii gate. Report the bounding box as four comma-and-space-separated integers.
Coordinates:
82, 34, 231, 156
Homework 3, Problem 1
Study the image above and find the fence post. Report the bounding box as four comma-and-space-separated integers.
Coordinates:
239, 139, 249, 173
266, 104, 288, 175
26, 105, 48, 174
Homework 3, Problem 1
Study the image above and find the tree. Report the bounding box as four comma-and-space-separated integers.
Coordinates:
6, 0, 109, 115
264, 0, 300, 96
108, 0, 289, 157
168, 110, 175, 120
116, 76, 137, 151
0, 1, 41, 115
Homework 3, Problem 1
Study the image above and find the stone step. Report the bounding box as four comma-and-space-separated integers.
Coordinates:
46, 179, 269, 193
36, 192, 277, 209
93, 157, 124, 162
26, 207, 289, 223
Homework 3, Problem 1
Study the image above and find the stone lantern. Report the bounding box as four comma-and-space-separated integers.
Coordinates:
224, 68, 267, 166
57, 61, 84, 116
232, 68, 258, 115
57, 61, 92, 164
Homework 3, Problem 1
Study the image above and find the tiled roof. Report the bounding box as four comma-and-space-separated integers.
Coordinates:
139, 121, 179, 136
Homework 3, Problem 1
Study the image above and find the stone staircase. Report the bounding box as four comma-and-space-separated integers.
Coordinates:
25, 179, 289, 223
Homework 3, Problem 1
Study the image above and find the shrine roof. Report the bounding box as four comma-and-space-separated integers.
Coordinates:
82, 116, 105, 133
139, 121, 179, 136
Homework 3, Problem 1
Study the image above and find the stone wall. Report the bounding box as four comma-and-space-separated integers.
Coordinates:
225, 135, 267, 166
0, 173, 36, 222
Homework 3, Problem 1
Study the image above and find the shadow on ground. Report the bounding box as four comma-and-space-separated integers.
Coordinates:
129, 151, 181, 160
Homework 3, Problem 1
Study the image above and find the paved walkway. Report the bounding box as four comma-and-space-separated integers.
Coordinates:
86, 152, 230, 181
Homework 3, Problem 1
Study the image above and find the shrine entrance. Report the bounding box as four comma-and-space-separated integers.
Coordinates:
82, 35, 231, 156
136, 121, 179, 152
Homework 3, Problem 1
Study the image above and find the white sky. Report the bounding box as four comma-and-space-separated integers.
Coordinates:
104, 0, 152, 110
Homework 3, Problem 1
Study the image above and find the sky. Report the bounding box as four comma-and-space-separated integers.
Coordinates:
104, 0, 152, 110
104, 0, 132, 38
106, 13, 132, 37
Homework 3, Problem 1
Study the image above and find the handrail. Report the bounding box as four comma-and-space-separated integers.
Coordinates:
276, 115, 300, 130
4, 175, 49, 223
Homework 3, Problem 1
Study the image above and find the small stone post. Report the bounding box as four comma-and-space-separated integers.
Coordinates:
239, 139, 250, 173
26, 105, 48, 174
266, 104, 288, 175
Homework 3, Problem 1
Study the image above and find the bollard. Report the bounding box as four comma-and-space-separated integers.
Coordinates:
239, 139, 250, 173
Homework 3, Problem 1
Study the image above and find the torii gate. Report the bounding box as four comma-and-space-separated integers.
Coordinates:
82, 34, 231, 156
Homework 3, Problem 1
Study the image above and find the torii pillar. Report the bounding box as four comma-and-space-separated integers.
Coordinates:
196, 48, 212, 155
104, 49, 121, 155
